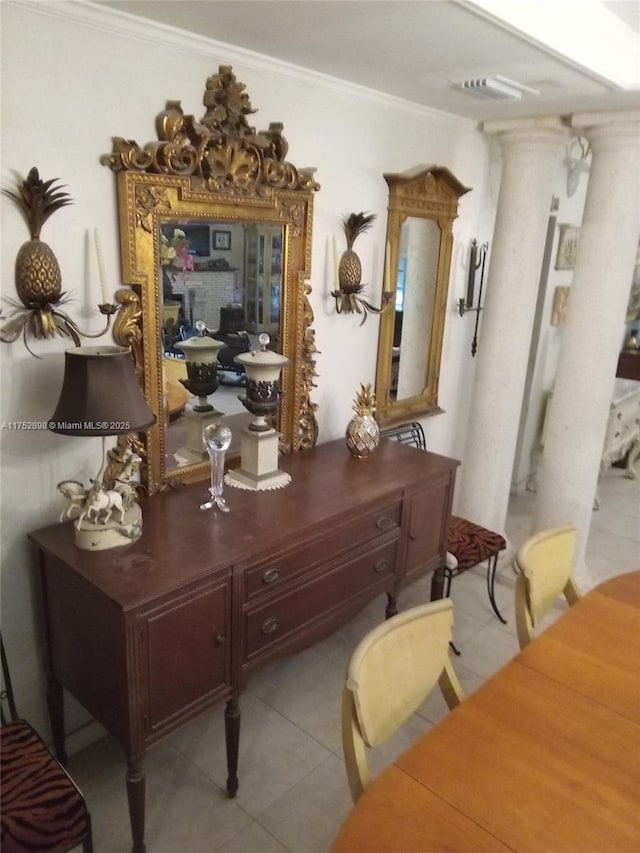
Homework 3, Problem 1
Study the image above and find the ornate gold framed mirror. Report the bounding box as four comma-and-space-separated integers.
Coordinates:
375, 166, 470, 425
102, 66, 319, 494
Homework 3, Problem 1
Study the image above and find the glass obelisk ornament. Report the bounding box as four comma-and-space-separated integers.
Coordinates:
201, 423, 232, 512
174, 320, 227, 459
346, 383, 380, 459
225, 334, 291, 490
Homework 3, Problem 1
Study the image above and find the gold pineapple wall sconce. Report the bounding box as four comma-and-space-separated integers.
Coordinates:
331, 211, 392, 325
1, 167, 119, 356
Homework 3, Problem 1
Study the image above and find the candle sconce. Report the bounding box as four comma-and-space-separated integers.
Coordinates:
331, 212, 392, 325
458, 239, 489, 357
1, 168, 119, 356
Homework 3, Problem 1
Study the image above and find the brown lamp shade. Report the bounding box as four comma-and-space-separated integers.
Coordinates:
49, 346, 156, 436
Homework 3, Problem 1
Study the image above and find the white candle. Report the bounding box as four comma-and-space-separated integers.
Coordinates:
94, 228, 108, 303
332, 236, 340, 291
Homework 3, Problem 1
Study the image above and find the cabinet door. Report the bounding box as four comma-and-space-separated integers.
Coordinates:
404, 475, 453, 580
142, 578, 231, 735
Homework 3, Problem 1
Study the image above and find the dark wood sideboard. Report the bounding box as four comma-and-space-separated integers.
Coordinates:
30, 438, 458, 853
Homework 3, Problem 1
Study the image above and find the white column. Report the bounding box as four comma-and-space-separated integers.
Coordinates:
456, 119, 567, 533
535, 111, 640, 589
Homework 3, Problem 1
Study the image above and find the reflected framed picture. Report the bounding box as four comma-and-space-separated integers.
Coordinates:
555, 224, 579, 270
551, 286, 570, 326
213, 229, 231, 251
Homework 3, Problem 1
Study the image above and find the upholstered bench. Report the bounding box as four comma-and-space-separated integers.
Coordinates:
444, 516, 507, 623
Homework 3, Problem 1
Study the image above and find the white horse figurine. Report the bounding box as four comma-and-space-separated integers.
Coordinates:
77, 486, 125, 527
112, 479, 138, 510
57, 480, 89, 522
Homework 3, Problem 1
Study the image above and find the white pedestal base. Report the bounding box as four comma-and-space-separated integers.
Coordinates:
224, 426, 291, 491
74, 504, 143, 551
183, 406, 225, 455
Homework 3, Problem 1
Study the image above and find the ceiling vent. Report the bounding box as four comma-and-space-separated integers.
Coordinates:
455, 76, 540, 101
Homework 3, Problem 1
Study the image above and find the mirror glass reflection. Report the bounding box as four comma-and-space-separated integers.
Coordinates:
375, 166, 470, 425
391, 217, 441, 401
159, 218, 283, 473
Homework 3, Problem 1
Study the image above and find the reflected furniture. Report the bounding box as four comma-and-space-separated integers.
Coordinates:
514, 523, 580, 649
332, 571, 640, 852
341, 599, 462, 802
375, 166, 470, 425
617, 349, 640, 381
30, 438, 458, 853
101, 66, 320, 493
600, 378, 640, 482
1, 635, 94, 853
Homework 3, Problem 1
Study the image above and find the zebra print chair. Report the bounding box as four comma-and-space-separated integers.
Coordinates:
380, 422, 507, 624
1, 635, 93, 853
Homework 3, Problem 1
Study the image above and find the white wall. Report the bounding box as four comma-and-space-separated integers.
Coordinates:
1, 0, 498, 741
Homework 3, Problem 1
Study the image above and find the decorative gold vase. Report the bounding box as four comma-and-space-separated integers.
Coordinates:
346, 383, 380, 459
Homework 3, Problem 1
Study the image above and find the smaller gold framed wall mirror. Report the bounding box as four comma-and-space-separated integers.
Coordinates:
375, 166, 470, 426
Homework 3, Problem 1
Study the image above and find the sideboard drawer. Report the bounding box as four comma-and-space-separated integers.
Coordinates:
244, 539, 398, 659
244, 500, 401, 600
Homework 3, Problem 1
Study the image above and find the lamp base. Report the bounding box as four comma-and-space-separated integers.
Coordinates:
74, 504, 143, 551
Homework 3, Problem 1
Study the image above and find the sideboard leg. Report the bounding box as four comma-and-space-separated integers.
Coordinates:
225, 697, 241, 798
126, 757, 146, 853
46, 675, 67, 764
385, 592, 398, 619
430, 567, 445, 601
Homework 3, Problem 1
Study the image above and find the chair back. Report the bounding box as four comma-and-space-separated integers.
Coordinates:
514, 524, 580, 648
379, 421, 426, 450
342, 599, 462, 801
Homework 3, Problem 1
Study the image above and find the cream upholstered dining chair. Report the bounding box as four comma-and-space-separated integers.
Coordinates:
341, 599, 463, 802
514, 524, 581, 649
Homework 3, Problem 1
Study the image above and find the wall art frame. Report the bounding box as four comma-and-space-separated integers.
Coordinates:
555, 224, 579, 270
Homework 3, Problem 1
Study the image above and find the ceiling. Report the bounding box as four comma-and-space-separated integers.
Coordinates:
95, 0, 640, 122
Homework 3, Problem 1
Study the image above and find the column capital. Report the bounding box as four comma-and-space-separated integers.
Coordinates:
571, 110, 640, 152
571, 109, 640, 130
481, 116, 567, 135
480, 117, 568, 151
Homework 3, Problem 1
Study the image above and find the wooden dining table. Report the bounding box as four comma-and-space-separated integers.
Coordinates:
331, 571, 640, 852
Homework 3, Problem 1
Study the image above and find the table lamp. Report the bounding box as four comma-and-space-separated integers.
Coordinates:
49, 345, 156, 550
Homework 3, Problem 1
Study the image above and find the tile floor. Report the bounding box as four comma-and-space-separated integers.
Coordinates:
68, 467, 640, 852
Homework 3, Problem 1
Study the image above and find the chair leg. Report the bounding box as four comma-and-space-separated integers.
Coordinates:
442, 570, 461, 655
486, 554, 507, 624
442, 570, 453, 599
82, 814, 94, 853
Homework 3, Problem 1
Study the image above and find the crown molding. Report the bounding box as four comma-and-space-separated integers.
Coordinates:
7, 0, 474, 129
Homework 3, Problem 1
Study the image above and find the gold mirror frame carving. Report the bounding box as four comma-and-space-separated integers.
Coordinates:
102, 66, 320, 493
375, 166, 470, 425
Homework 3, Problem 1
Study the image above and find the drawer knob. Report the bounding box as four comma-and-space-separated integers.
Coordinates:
215, 634, 227, 646
376, 516, 395, 531
261, 616, 280, 635
262, 567, 281, 585
373, 558, 390, 574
